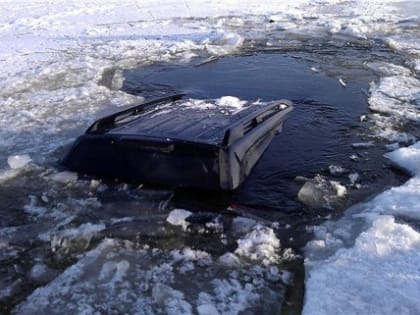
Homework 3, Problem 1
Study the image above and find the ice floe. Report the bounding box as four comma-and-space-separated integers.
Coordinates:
304, 141, 420, 314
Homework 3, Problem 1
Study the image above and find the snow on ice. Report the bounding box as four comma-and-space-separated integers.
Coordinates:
304, 141, 420, 314
16, 224, 289, 314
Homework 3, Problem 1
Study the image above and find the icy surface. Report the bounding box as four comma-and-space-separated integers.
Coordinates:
304, 140, 420, 314
16, 225, 289, 314
305, 216, 420, 315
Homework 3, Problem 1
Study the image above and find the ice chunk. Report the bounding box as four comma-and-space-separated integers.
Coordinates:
298, 175, 343, 208
205, 96, 250, 114
49, 171, 78, 184
369, 75, 420, 121
349, 154, 359, 161
385, 141, 420, 176
304, 216, 420, 315
166, 209, 192, 231
351, 141, 374, 148
366, 62, 412, 77
0, 169, 20, 183
50, 223, 106, 257
328, 165, 348, 176
217, 252, 240, 266
170, 247, 212, 269
299, 175, 349, 208
360, 115, 368, 122
28, 263, 55, 283
369, 114, 416, 144
235, 225, 280, 265
215, 96, 247, 110
7, 154, 32, 169
182, 99, 216, 111
330, 181, 347, 197
348, 173, 360, 185
23, 204, 47, 216
337, 77, 347, 87
369, 176, 420, 220
298, 181, 328, 208
306, 229, 344, 254
205, 32, 244, 55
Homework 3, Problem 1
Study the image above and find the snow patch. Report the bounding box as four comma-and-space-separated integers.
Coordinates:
215, 96, 247, 112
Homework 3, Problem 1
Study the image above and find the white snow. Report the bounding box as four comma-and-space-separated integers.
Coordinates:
1, 0, 420, 314
52, 222, 106, 239
171, 96, 253, 114
215, 96, 247, 113
235, 225, 280, 265
16, 235, 288, 314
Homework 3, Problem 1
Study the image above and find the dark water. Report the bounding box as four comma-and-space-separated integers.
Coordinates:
123, 53, 405, 217
121, 54, 409, 314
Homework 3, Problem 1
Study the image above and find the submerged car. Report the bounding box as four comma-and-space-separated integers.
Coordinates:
62, 94, 293, 190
